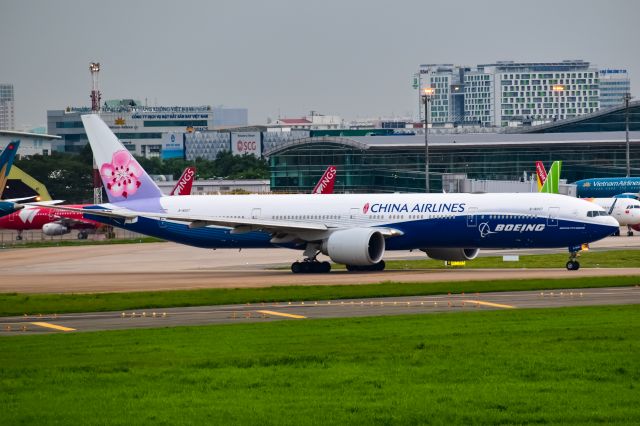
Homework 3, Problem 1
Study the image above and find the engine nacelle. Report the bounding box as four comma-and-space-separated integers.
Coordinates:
421, 248, 480, 261
321, 228, 385, 266
42, 223, 70, 236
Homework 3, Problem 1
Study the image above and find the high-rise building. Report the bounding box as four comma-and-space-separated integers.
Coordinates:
0, 84, 15, 130
415, 64, 467, 124
468, 60, 599, 127
415, 60, 609, 127
599, 69, 630, 109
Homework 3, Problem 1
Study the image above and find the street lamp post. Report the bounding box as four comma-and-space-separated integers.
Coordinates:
551, 84, 564, 122
624, 92, 632, 177
422, 87, 435, 192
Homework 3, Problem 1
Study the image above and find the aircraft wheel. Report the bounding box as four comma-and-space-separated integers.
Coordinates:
321, 261, 331, 273
628, 231, 634, 237
16, 235, 22, 241
566, 260, 580, 271
291, 262, 302, 273
346, 264, 358, 272
374, 260, 386, 271
614, 229, 621, 236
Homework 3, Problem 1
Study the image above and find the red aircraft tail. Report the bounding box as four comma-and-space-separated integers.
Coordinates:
170, 167, 196, 196
312, 166, 337, 194
535, 161, 547, 191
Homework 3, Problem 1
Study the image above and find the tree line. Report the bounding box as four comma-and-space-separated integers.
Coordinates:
14, 145, 269, 203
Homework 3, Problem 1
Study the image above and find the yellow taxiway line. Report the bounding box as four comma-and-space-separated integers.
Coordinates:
30, 322, 76, 332
256, 310, 306, 319
463, 300, 515, 309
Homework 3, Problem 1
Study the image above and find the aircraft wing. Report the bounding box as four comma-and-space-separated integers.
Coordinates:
33, 204, 403, 238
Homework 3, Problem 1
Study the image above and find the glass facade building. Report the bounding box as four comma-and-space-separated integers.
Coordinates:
268, 102, 640, 193
599, 69, 631, 109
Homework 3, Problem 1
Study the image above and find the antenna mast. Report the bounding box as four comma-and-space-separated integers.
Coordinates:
89, 62, 101, 112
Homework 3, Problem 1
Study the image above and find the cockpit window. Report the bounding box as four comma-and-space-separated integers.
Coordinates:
587, 211, 608, 217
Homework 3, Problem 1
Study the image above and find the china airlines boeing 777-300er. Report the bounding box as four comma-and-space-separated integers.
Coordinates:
42, 114, 619, 272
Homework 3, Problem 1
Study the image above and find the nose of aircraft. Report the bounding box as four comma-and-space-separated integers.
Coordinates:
599, 215, 620, 230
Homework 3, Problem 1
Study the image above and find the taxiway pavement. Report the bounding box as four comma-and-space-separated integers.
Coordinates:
1, 286, 638, 335
1, 237, 640, 293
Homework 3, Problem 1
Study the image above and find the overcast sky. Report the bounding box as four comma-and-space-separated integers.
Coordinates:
1, 0, 639, 129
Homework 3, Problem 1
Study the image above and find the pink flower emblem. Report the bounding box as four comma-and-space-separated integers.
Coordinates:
100, 150, 143, 198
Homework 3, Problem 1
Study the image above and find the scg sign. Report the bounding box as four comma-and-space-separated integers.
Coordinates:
231, 132, 261, 157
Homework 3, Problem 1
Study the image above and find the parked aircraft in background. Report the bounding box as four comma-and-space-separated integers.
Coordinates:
313, 166, 337, 194
536, 161, 640, 236
170, 167, 196, 196
575, 177, 640, 198
40, 115, 619, 271
535, 161, 547, 192
0, 166, 197, 240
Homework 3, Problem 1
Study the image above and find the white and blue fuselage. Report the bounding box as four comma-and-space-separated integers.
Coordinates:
87, 192, 618, 251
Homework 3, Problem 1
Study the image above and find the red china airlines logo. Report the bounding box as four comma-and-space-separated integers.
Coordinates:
363, 203, 370, 214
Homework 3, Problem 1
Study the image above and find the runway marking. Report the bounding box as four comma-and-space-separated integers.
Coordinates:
30, 322, 76, 332
256, 310, 306, 319
464, 300, 515, 309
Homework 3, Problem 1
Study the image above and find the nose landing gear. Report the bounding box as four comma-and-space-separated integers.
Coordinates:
566, 245, 584, 271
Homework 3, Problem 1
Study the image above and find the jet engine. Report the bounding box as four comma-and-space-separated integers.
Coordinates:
421, 248, 480, 261
42, 223, 70, 236
321, 228, 385, 266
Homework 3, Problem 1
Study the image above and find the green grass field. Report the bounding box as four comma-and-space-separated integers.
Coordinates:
324, 249, 640, 270
1, 275, 639, 317
1, 305, 638, 425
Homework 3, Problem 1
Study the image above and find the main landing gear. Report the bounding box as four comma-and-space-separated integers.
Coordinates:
291, 260, 331, 274
346, 261, 386, 272
291, 244, 331, 274
77, 231, 89, 240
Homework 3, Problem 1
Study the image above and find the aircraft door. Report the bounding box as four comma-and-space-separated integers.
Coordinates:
251, 208, 261, 219
466, 207, 478, 227
547, 207, 559, 227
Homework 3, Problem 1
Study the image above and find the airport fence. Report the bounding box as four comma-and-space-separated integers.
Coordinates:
0, 228, 149, 247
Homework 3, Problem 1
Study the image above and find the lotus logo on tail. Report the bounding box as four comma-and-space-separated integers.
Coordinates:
363, 203, 370, 214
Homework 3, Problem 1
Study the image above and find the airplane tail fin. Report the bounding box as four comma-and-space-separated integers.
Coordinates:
535, 161, 547, 191
81, 114, 164, 203
170, 166, 196, 196
0, 141, 20, 199
312, 166, 337, 194
540, 161, 561, 194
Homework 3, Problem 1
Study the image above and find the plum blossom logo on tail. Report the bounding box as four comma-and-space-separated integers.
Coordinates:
363, 203, 370, 214
100, 150, 143, 198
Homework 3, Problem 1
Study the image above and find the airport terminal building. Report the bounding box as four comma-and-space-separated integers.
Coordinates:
266, 101, 640, 193
47, 101, 248, 157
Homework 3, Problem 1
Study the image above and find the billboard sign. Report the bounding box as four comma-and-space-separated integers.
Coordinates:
161, 132, 185, 159
231, 132, 261, 157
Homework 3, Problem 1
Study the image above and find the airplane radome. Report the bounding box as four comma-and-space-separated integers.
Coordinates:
41, 114, 620, 273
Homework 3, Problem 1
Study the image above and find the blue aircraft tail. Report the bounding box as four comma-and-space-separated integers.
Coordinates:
0, 141, 20, 199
